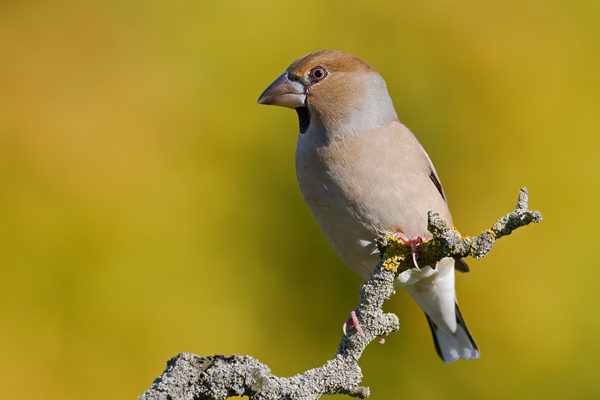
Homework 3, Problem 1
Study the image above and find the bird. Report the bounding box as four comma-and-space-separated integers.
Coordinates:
257, 50, 479, 363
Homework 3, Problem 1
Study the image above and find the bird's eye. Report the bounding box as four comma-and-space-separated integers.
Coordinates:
310, 66, 327, 81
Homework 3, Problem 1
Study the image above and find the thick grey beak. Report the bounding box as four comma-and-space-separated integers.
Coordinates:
257, 71, 306, 108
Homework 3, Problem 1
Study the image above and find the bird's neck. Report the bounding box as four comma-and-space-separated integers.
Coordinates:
306, 76, 398, 141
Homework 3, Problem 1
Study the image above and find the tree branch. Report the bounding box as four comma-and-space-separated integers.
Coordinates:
140, 187, 542, 400
381, 187, 543, 273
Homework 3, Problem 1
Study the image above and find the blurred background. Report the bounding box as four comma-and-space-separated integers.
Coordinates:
1, 0, 598, 398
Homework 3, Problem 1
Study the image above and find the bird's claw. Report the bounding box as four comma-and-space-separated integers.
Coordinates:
343, 309, 366, 339
393, 233, 425, 271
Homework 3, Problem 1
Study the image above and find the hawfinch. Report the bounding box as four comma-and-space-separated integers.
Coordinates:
258, 50, 479, 363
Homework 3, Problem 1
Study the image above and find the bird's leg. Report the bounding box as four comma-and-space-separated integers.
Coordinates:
392, 232, 425, 271
343, 309, 366, 339
343, 283, 367, 338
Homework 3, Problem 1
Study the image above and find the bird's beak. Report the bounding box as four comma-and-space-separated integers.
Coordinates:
257, 71, 306, 108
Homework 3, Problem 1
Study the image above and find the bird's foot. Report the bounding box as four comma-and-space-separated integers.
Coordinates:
392, 233, 425, 271
343, 309, 366, 339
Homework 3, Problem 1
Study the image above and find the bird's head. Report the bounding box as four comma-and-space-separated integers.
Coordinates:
258, 51, 398, 137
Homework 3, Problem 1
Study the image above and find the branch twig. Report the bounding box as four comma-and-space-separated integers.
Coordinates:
381, 187, 543, 272
140, 187, 542, 400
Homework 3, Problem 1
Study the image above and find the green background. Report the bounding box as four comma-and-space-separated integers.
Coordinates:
1, 0, 598, 399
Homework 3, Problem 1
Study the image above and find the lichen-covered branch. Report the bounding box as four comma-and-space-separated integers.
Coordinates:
140, 261, 399, 400
381, 187, 543, 273
139, 187, 542, 400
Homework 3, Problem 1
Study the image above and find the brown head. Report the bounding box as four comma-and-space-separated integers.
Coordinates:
258, 51, 397, 136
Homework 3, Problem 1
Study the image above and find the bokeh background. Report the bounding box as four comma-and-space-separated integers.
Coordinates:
1, 0, 599, 399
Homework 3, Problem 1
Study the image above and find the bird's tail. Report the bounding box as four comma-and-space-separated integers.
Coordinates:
425, 303, 480, 363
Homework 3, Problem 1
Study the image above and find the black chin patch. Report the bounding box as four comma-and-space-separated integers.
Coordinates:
295, 107, 310, 134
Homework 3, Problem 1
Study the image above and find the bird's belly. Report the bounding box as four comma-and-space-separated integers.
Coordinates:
302, 191, 380, 279
296, 164, 426, 280
295, 167, 378, 278
301, 185, 440, 285
295, 126, 450, 282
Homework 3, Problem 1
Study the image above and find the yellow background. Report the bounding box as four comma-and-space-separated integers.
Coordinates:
1, 1, 598, 399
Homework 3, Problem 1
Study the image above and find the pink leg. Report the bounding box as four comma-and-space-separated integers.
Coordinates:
342, 309, 366, 339
393, 233, 425, 271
